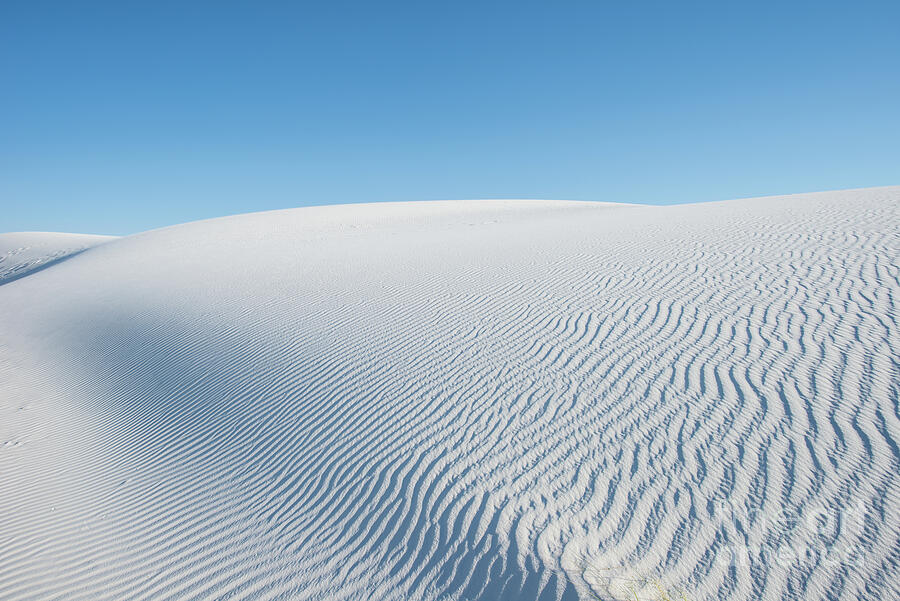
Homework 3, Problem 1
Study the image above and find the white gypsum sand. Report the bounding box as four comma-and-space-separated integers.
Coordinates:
0, 188, 897, 601
0, 232, 115, 285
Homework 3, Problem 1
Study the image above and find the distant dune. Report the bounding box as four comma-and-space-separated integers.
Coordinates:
0, 232, 115, 284
1, 188, 897, 601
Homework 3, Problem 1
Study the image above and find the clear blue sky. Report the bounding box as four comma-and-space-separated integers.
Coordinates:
3, 1, 898, 235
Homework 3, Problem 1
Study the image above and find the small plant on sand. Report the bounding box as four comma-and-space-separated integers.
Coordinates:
579, 564, 692, 601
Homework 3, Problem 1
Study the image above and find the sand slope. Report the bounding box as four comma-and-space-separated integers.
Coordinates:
0, 232, 115, 285
0, 190, 898, 600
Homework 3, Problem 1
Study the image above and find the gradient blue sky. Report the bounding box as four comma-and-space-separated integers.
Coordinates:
3, 1, 898, 235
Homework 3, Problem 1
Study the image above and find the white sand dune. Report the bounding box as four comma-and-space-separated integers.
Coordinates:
0, 232, 115, 285
0, 189, 898, 601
